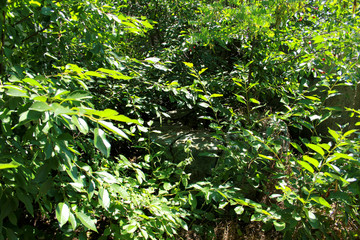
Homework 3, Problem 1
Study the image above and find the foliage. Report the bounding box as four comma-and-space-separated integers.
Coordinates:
0, 0, 359, 239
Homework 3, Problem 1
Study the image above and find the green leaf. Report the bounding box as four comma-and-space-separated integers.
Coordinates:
56, 203, 70, 227
199, 68, 208, 75
249, 98, 260, 104
0, 161, 20, 170
290, 142, 304, 154
68, 212, 77, 231
183, 62, 193, 68
41, 7, 53, 15
344, 129, 357, 137
258, 154, 274, 160
311, 197, 331, 208
328, 128, 340, 141
16, 190, 34, 216
72, 116, 89, 134
210, 93, 223, 98
140, 228, 149, 239
306, 143, 325, 157
124, 223, 138, 234
75, 212, 98, 232
304, 95, 320, 101
99, 188, 110, 210
324, 172, 348, 184
234, 206, 244, 215
273, 221, 286, 231
94, 128, 111, 157
305, 209, 319, 229
303, 155, 319, 168
51, 103, 76, 116
98, 120, 129, 140
22, 78, 46, 90
65, 91, 92, 101
297, 160, 314, 173
198, 102, 210, 108
135, 169, 146, 184
29, 102, 52, 112
29, 0, 41, 7
145, 57, 160, 63
95, 171, 117, 184
4, 86, 29, 97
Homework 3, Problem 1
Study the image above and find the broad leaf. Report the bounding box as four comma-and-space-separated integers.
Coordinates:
56, 203, 70, 227
99, 120, 129, 140
94, 128, 111, 157
99, 188, 110, 210
0, 161, 20, 170
75, 212, 98, 232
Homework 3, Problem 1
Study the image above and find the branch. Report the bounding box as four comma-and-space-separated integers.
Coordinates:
21, 24, 51, 43
12, 13, 33, 27
0, 10, 6, 75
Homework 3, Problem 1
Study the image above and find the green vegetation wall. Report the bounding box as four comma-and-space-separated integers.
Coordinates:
0, 0, 359, 239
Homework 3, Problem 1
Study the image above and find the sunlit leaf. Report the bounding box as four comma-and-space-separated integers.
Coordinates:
99, 188, 110, 210
94, 128, 111, 157
75, 212, 98, 232
99, 120, 129, 140
303, 155, 319, 168
298, 160, 314, 173
56, 203, 70, 227
0, 161, 20, 170
183, 62, 193, 68
306, 143, 325, 157
273, 221, 286, 231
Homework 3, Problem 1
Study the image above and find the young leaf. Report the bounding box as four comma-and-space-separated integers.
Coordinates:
75, 212, 98, 232
328, 128, 340, 141
311, 197, 331, 208
297, 160, 314, 173
94, 128, 111, 157
56, 203, 70, 227
0, 161, 20, 170
306, 143, 325, 157
183, 62, 194, 68
249, 98, 260, 104
210, 93, 223, 98
303, 155, 319, 168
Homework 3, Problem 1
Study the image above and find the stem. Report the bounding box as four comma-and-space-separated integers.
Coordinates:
0, 8, 6, 76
